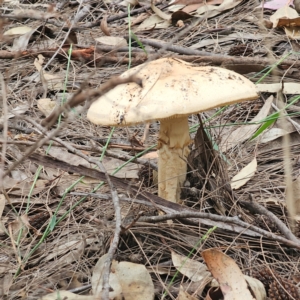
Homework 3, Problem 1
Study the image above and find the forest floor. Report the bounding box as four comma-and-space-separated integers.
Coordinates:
1, 0, 300, 299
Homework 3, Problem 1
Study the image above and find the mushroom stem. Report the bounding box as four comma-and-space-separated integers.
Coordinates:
158, 116, 191, 203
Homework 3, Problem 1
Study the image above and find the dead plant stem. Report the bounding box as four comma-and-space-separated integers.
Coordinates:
139, 212, 300, 249
239, 200, 298, 243
276, 92, 296, 231
0, 74, 8, 177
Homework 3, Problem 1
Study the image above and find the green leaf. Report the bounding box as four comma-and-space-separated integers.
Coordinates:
49, 215, 57, 231
131, 32, 148, 55
250, 112, 279, 140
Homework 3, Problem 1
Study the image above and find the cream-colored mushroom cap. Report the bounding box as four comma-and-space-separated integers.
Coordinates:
88, 58, 259, 203
87, 58, 258, 126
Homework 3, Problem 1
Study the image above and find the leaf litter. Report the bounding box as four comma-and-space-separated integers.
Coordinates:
1, 0, 300, 299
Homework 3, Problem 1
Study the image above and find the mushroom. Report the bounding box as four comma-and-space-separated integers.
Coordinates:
87, 58, 258, 203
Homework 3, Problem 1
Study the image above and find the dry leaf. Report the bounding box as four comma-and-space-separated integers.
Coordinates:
92, 253, 122, 298
11, 9, 57, 20
43, 74, 64, 90
45, 239, 86, 264
95, 36, 127, 46
137, 14, 170, 30
171, 251, 210, 282
196, 0, 244, 18
168, 4, 185, 12
278, 23, 300, 40
177, 286, 198, 300
1, 176, 47, 196
13, 133, 36, 141
113, 260, 154, 300
130, 12, 151, 25
100, 15, 111, 36
11, 169, 28, 181
244, 275, 267, 300
260, 128, 289, 143
34, 54, 45, 72
40, 291, 94, 300
8, 215, 30, 239
151, 0, 171, 20
270, 6, 299, 27
270, 6, 300, 39
3, 26, 32, 35
231, 158, 257, 190
168, 0, 222, 14
47, 146, 91, 167
56, 240, 86, 266
103, 156, 139, 178
221, 96, 273, 152
257, 82, 300, 94
11, 25, 55, 51
0, 104, 29, 123
202, 249, 255, 300
181, 280, 211, 299
277, 16, 300, 27
50, 174, 100, 197
92, 253, 154, 299
0, 273, 13, 296
33, 54, 64, 90
11, 104, 29, 115
183, 0, 222, 13
47, 146, 138, 178
170, 0, 203, 6
37, 98, 56, 117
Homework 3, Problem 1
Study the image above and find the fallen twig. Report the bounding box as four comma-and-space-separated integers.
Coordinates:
239, 200, 299, 244
1, 46, 298, 80
0, 10, 58, 21
131, 37, 217, 57
29, 154, 300, 250
138, 211, 300, 247
0, 138, 158, 170
121, 211, 144, 231
93, 45, 153, 53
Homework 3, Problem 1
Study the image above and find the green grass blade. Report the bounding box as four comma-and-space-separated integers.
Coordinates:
250, 111, 279, 140
131, 32, 148, 54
